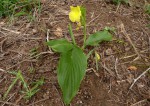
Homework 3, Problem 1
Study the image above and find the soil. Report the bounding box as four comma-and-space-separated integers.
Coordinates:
0, 0, 150, 106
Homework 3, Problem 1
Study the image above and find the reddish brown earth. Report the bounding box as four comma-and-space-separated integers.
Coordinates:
0, 0, 150, 106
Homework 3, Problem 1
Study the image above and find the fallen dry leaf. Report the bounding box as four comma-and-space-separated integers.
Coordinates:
53, 27, 63, 37
127, 66, 137, 71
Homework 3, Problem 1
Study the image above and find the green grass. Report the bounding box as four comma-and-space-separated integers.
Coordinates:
3, 70, 44, 100
0, 0, 41, 19
145, 4, 150, 15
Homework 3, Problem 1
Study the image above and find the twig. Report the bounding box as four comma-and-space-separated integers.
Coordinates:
130, 99, 146, 106
14, 94, 25, 105
6, 51, 53, 70
129, 67, 150, 90
0, 68, 6, 72
0, 30, 7, 36
115, 3, 120, 13
115, 58, 120, 79
0, 37, 7, 52
87, 14, 100, 25
1, 27, 20, 34
108, 78, 112, 93
119, 49, 149, 60
32, 51, 53, 59
46, 29, 50, 42
120, 23, 140, 61
148, 35, 150, 58
53, 85, 65, 106
2, 93, 16, 106
6, 59, 37, 70
27, 97, 49, 106
46, 29, 52, 52
0, 100, 19, 106
86, 68, 100, 77
100, 63, 115, 76
0, 78, 5, 83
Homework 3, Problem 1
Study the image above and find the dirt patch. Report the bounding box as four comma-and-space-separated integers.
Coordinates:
0, 0, 150, 106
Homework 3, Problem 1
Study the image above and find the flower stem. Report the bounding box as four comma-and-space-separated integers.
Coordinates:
82, 14, 86, 49
83, 23, 86, 49
69, 23, 76, 45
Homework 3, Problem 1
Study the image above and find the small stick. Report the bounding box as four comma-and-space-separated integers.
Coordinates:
129, 67, 150, 90
14, 94, 25, 105
115, 3, 120, 13
115, 58, 120, 79
1, 27, 20, 34
6, 59, 37, 70
86, 68, 100, 77
53, 85, 65, 106
119, 49, 149, 60
0, 38, 7, 52
0, 100, 19, 106
0, 68, 5, 72
87, 14, 100, 25
27, 97, 49, 106
0, 78, 5, 83
6, 51, 53, 71
130, 99, 146, 106
108, 78, 112, 93
120, 23, 140, 61
2, 93, 16, 106
100, 63, 115, 77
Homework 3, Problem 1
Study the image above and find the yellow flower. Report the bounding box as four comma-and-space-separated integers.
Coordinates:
95, 51, 100, 61
69, 6, 81, 23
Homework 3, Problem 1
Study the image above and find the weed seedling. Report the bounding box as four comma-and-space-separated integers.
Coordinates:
3, 70, 44, 100
22, 77, 44, 99
0, 0, 41, 22
3, 71, 21, 100
30, 47, 39, 59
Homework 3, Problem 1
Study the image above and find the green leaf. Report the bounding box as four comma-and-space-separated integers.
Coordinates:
85, 30, 112, 46
46, 39, 73, 53
145, 4, 150, 15
57, 45, 87, 104
14, 11, 27, 17
80, 6, 86, 26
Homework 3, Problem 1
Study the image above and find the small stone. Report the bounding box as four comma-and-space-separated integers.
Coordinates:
77, 100, 83, 104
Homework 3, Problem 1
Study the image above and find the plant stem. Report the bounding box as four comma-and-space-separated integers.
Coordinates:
80, 12, 87, 49
83, 23, 86, 49
68, 23, 76, 45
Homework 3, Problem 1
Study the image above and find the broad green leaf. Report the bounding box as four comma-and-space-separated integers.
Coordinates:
85, 30, 112, 46
57, 45, 87, 104
46, 39, 73, 53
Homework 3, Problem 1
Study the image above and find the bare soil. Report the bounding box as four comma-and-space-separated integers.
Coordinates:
0, 0, 150, 106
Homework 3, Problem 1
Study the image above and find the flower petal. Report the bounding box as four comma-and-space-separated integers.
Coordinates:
69, 6, 81, 23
